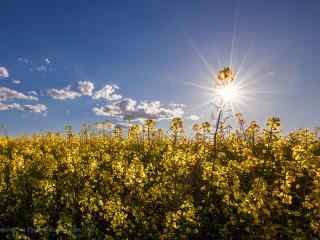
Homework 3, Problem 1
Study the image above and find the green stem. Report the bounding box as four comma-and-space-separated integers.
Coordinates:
214, 108, 223, 157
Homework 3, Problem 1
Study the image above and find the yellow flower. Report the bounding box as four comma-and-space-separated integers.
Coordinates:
216, 67, 235, 86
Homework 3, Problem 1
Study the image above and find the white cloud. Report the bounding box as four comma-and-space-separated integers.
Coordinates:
93, 106, 107, 116
0, 87, 38, 101
12, 80, 22, 84
47, 86, 81, 100
93, 98, 136, 117
28, 91, 38, 96
109, 93, 122, 101
93, 84, 122, 101
0, 67, 9, 78
0, 102, 24, 111
93, 98, 184, 121
23, 104, 47, 113
78, 81, 95, 96
0, 102, 47, 113
117, 98, 137, 112
187, 115, 200, 121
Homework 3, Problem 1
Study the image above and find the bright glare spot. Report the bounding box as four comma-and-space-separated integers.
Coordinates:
216, 83, 238, 102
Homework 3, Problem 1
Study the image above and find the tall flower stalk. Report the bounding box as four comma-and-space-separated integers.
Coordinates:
213, 67, 235, 155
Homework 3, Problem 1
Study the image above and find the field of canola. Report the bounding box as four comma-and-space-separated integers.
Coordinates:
0, 117, 319, 239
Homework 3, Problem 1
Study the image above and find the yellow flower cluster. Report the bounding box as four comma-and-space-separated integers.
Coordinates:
216, 67, 235, 86
0, 118, 319, 239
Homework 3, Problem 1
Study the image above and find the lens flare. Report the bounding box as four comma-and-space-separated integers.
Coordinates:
216, 83, 238, 102
213, 67, 241, 105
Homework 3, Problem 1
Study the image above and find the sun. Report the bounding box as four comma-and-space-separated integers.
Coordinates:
183, 44, 265, 116
183, 66, 249, 115
212, 67, 242, 106
215, 83, 238, 103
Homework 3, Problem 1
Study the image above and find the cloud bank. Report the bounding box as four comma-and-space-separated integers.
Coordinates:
46, 81, 195, 121
93, 84, 122, 101
47, 86, 81, 100
93, 98, 184, 121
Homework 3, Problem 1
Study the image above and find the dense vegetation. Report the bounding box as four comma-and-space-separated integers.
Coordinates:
0, 116, 319, 239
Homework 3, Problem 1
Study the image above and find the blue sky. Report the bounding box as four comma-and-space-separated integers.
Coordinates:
0, 0, 319, 134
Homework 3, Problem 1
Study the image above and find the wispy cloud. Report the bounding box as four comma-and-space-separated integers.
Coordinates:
34, 65, 48, 72
18, 57, 31, 65
92, 84, 122, 101
12, 80, 22, 84
0, 82, 45, 113
0, 67, 9, 78
47, 86, 81, 100
18, 57, 51, 73
0, 102, 47, 113
78, 81, 95, 96
0, 87, 38, 101
169, 103, 186, 108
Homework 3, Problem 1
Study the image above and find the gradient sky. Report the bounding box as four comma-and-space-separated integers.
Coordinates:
0, 0, 319, 135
